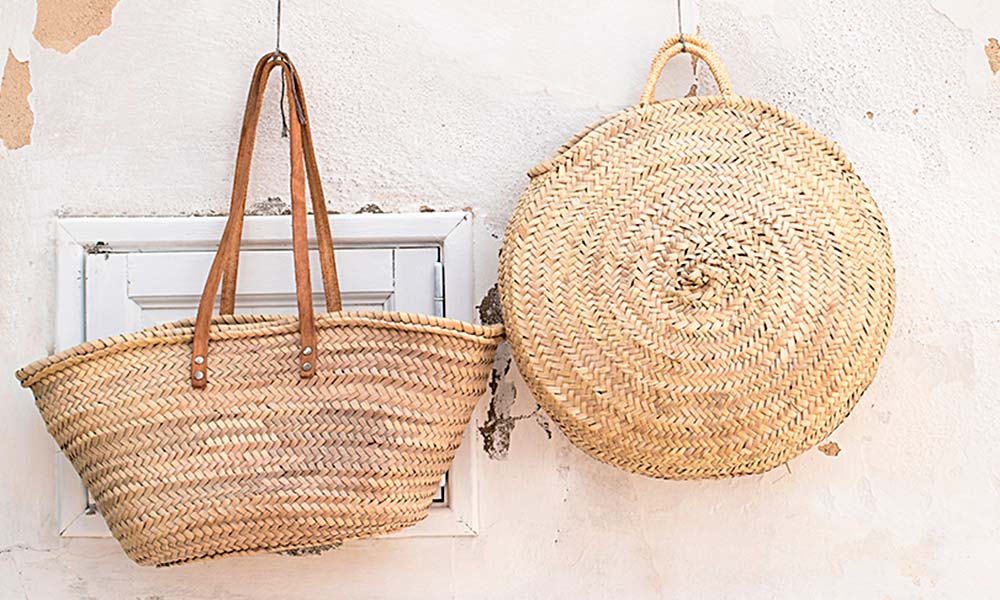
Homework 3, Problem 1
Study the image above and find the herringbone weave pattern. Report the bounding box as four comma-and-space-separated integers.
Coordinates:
498, 34, 895, 479
17, 312, 502, 565
17, 50, 504, 566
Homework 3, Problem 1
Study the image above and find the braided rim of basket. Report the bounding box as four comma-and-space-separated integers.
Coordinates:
17, 311, 504, 388
529, 34, 849, 180
529, 95, 858, 182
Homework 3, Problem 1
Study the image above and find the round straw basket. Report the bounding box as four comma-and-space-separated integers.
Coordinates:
498, 34, 895, 480
16, 53, 503, 566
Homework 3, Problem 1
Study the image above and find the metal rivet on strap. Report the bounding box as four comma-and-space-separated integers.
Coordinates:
302, 362, 312, 371
302, 346, 313, 356
193, 370, 205, 380
194, 356, 205, 365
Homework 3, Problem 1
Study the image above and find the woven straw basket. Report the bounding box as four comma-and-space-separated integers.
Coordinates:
16, 53, 503, 566
498, 34, 895, 479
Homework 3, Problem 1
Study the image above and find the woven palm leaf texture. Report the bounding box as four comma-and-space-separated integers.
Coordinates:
16, 52, 503, 565
498, 34, 894, 479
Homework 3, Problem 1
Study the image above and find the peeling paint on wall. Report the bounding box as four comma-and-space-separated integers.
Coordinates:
0, 51, 33, 150
477, 284, 503, 326
986, 38, 1000, 75
278, 542, 340, 557
478, 341, 553, 459
476, 285, 552, 458
248, 196, 291, 216
818, 441, 841, 457
1, 1, 999, 596
33, 0, 120, 53
479, 344, 518, 460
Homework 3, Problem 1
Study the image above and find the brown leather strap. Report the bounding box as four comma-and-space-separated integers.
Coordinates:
286, 62, 316, 379
289, 59, 342, 311
218, 54, 269, 315
219, 56, 341, 314
191, 52, 338, 388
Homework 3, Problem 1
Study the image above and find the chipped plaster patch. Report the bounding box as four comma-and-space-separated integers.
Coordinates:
278, 542, 340, 557
479, 344, 518, 460
248, 196, 291, 216
818, 441, 841, 457
33, 0, 120, 53
477, 284, 503, 326
476, 286, 551, 455
0, 51, 33, 150
986, 38, 1000, 75
478, 343, 551, 459
927, 1, 1000, 91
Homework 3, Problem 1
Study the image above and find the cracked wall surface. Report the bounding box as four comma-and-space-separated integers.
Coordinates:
475, 286, 551, 458
0, 0, 998, 598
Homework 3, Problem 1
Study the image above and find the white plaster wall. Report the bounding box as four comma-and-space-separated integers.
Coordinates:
0, 1, 998, 598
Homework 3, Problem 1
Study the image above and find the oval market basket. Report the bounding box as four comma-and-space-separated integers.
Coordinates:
498, 34, 895, 480
16, 52, 503, 566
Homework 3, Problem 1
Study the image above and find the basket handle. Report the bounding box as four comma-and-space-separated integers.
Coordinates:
218, 55, 341, 316
190, 52, 339, 388
640, 33, 734, 104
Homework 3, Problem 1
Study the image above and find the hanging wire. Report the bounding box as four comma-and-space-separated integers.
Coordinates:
276, 0, 289, 138
275, 0, 282, 51
676, 0, 687, 53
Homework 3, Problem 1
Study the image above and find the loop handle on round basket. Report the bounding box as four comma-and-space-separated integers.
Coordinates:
191, 52, 340, 388
640, 33, 734, 104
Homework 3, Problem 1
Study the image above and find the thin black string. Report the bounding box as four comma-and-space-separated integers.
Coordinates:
677, 0, 687, 52
277, 0, 289, 138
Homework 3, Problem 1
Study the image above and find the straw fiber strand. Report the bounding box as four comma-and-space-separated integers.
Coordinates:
498, 34, 894, 479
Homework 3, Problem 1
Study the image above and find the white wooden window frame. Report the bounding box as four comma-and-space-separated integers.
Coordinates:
52, 211, 481, 539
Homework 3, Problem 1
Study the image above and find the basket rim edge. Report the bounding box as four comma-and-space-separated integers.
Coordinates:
526, 93, 856, 180
15, 310, 504, 387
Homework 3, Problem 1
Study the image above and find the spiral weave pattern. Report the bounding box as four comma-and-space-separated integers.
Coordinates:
499, 36, 894, 479
17, 312, 502, 565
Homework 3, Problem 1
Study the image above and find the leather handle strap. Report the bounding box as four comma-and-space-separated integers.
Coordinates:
191, 52, 335, 388
219, 54, 341, 315
217, 54, 269, 315
291, 58, 341, 313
